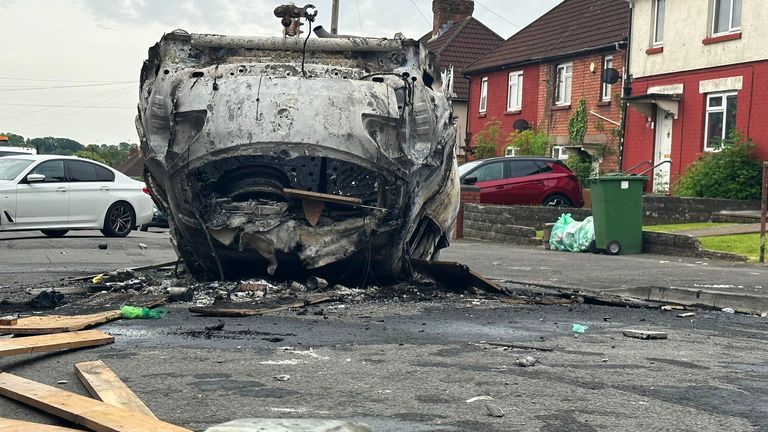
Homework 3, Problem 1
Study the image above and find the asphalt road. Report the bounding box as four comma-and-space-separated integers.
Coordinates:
1, 230, 768, 431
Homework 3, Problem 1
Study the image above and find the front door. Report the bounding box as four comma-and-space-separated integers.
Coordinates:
653, 108, 673, 193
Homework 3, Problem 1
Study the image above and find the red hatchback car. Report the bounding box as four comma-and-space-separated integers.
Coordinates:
459, 157, 583, 207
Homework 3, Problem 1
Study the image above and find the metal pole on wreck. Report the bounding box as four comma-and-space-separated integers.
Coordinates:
331, 0, 340, 34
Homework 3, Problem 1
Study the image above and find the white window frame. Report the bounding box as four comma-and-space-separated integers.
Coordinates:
479, 77, 488, 113
652, 0, 665, 46
703, 91, 737, 151
555, 63, 573, 106
711, 0, 741, 36
552, 146, 569, 160
506, 71, 524, 111
601, 56, 614, 102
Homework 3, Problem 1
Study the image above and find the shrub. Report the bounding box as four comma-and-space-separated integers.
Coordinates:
507, 128, 549, 156
673, 130, 761, 200
567, 98, 588, 145
566, 152, 595, 187
471, 119, 502, 159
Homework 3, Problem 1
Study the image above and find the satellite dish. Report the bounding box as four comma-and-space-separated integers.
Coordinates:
601, 68, 620, 85
513, 119, 530, 132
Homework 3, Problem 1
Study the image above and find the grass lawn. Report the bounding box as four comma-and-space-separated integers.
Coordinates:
643, 222, 735, 233
699, 233, 763, 261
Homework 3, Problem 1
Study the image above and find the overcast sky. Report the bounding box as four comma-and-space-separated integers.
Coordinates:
0, 0, 561, 145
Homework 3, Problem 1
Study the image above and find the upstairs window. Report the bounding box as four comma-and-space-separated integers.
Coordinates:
704, 92, 737, 151
601, 56, 614, 102
479, 77, 488, 113
712, 0, 741, 35
507, 72, 524, 111
653, 0, 665, 46
555, 63, 573, 106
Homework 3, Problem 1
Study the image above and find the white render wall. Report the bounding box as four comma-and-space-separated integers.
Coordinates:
630, 0, 768, 78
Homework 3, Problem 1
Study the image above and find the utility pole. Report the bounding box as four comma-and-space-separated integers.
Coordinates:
331, 0, 339, 34
760, 161, 767, 263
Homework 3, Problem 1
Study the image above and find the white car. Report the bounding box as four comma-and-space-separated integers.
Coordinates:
0, 155, 154, 237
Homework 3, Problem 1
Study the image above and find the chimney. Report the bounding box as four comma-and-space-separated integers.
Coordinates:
432, 0, 474, 37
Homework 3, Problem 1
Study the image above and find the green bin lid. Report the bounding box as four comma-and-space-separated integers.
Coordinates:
587, 174, 648, 183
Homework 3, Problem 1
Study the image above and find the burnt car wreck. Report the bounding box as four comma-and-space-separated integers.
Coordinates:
136, 9, 459, 282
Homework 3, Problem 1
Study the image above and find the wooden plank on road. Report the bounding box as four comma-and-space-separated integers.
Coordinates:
0, 330, 114, 357
0, 311, 121, 335
75, 360, 156, 419
0, 417, 84, 431
0, 373, 191, 432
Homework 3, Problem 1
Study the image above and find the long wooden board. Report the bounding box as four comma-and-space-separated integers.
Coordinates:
74, 361, 156, 419
0, 373, 191, 432
0, 417, 84, 431
0, 330, 114, 357
0, 311, 121, 335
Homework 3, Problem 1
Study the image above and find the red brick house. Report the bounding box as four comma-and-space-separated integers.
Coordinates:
420, 0, 503, 161
463, 0, 630, 173
622, 0, 768, 193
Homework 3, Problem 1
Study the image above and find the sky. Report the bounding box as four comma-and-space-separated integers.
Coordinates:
0, 0, 561, 146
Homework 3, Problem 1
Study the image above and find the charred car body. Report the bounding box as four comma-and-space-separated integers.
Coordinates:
136, 20, 459, 282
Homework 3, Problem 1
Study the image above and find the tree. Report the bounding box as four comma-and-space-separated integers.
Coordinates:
471, 119, 502, 159
74, 148, 107, 164
28, 137, 83, 155
0, 132, 26, 147
507, 128, 549, 156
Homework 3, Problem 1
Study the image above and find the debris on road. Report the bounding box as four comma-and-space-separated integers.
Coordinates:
481, 341, 554, 352
97, 243, 108, 250
722, 307, 736, 314
514, 356, 537, 367
0, 330, 114, 357
661, 305, 685, 311
205, 419, 374, 432
138, 243, 148, 250
26, 290, 65, 309
74, 360, 157, 418
189, 294, 334, 317
273, 375, 291, 382
0, 372, 191, 432
485, 403, 506, 417
0, 315, 18, 326
677, 312, 696, 318
466, 396, 495, 403
0, 310, 121, 335
120, 305, 166, 319
622, 329, 668, 340
572, 323, 589, 333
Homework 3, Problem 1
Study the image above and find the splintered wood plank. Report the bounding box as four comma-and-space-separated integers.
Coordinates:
0, 330, 113, 357
0, 417, 84, 431
0, 311, 121, 335
74, 361, 156, 419
188, 294, 333, 317
284, 188, 363, 205
0, 373, 191, 432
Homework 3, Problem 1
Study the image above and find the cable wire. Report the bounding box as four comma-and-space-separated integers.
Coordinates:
0, 83, 136, 121
355, 0, 365, 36
475, 0, 522, 30
407, 0, 430, 26
0, 82, 137, 91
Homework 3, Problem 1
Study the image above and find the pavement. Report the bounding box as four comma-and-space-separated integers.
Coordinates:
442, 239, 768, 314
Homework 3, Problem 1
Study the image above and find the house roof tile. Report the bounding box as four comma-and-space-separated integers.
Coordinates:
464, 0, 629, 75
420, 17, 503, 100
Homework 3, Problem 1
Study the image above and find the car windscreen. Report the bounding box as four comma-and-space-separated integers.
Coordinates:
458, 160, 482, 177
0, 158, 33, 180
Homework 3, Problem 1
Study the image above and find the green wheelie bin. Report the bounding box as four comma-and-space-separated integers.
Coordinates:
587, 174, 648, 255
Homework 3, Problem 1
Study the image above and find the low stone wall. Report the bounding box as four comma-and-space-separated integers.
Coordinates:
643, 196, 760, 224
642, 231, 747, 261
461, 196, 760, 229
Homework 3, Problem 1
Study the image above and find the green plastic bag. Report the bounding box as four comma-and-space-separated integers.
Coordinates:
549, 213, 573, 251
120, 305, 166, 319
